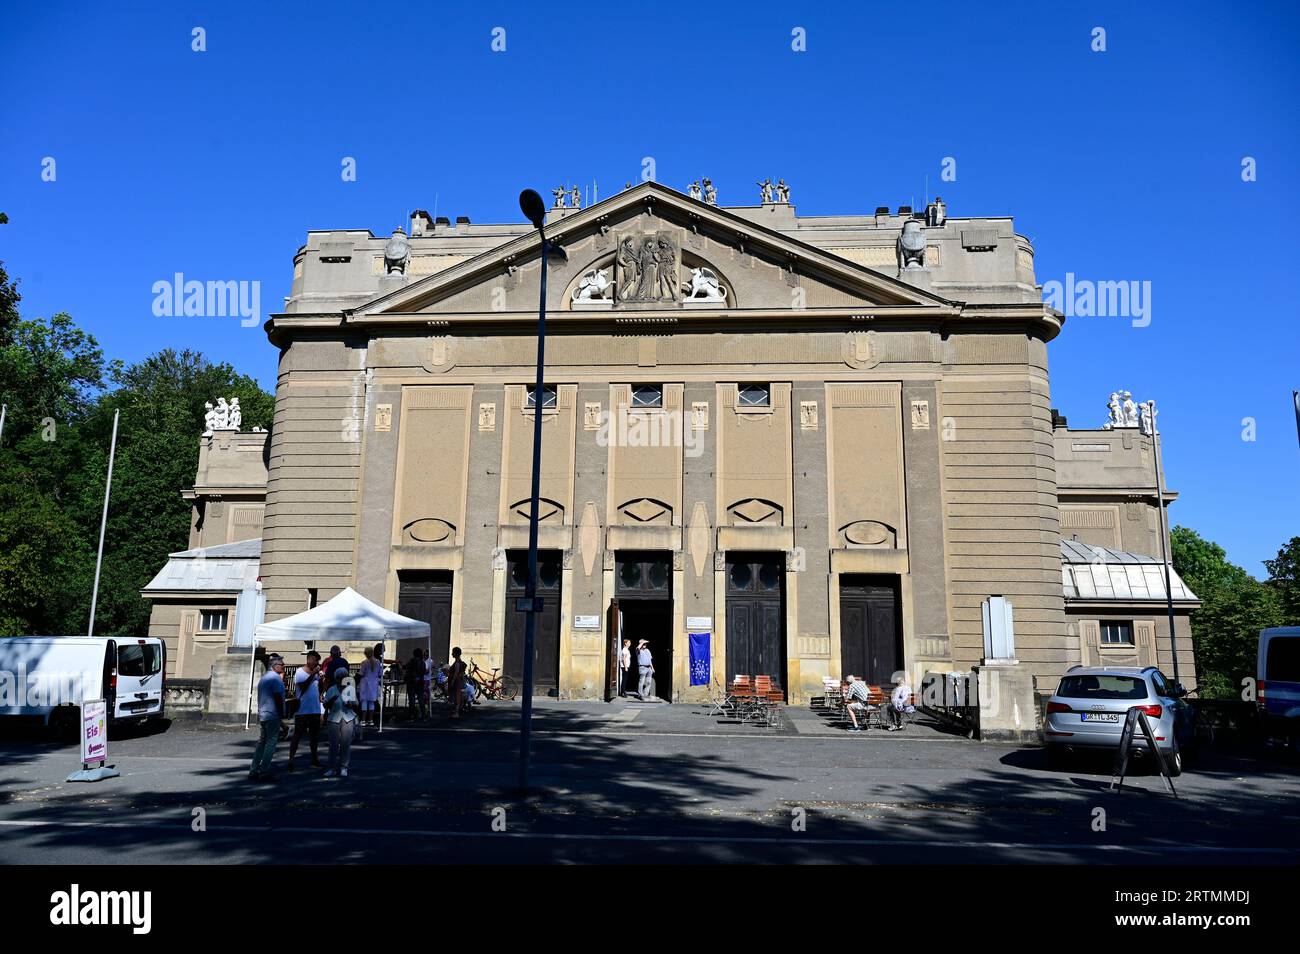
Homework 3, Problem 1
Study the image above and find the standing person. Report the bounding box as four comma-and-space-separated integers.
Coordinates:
358, 647, 381, 727
249, 654, 286, 781
619, 639, 632, 697
373, 642, 387, 723
637, 640, 654, 701
288, 651, 324, 771
447, 646, 468, 719
322, 666, 358, 778
405, 648, 427, 720
324, 645, 349, 684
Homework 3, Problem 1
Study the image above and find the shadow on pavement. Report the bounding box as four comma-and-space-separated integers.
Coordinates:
0, 703, 1297, 864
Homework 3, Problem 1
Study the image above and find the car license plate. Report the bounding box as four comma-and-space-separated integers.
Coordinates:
1081, 712, 1119, 723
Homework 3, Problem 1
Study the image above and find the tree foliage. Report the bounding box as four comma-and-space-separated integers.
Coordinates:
1171, 525, 1291, 699
0, 222, 272, 636
1263, 536, 1300, 622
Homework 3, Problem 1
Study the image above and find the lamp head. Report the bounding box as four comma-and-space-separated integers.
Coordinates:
519, 189, 546, 229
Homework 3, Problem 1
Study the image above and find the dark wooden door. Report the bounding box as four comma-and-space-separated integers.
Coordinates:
839, 575, 901, 685
504, 550, 561, 692
724, 554, 785, 689
397, 571, 453, 661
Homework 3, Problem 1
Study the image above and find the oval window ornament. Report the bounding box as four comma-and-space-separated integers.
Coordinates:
405, 518, 455, 543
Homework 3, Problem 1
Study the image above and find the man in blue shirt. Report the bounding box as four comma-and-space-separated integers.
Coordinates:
637, 640, 654, 700
249, 654, 286, 781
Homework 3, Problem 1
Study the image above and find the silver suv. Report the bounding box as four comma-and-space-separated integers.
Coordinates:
1044, 666, 1195, 775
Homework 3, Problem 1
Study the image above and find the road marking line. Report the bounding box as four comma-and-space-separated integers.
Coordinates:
0, 818, 1285, 854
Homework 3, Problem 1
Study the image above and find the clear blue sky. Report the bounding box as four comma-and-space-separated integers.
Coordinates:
2, 1, 1297, 575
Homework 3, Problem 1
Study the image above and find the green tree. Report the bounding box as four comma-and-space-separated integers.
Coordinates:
1171, 525, 1285, 699
1263, 536, 1300, 621
1, 223, 274, 635
0, 225, 104, 446
0, 458, 89, 635
0, 215, 103, 634
59, 350, 273, 636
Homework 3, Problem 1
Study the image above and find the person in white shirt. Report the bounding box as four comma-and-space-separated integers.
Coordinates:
358, 647, 382, 726
288, 651, 324, 771
887, 674, 915, 731
619, 639, 632, 697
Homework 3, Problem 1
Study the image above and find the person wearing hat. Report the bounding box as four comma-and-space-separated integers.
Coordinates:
322, 664, 359, 778
249, 654, 286, 781
636, 640, 654, 701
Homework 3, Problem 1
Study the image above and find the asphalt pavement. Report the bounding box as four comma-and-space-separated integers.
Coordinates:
0, 699, 1296, 864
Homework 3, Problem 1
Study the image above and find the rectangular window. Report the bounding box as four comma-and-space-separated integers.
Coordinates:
738, 384, 770, 408
631, 384, 663, 409
1057, 674, 1147, 700
118, 643, 162, 677
1266, 636, 1300, 682
1100, 621, 1134, 645
199, 609, 229, 632
526, 385, 557, 409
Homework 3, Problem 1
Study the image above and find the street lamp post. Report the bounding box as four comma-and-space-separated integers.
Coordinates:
1146, 400, 1180, 686
88, 409, 121, 638
1292, 390, 1299, 450
517, 189, 549, 793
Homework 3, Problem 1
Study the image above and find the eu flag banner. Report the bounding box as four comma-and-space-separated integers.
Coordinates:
688, 633, 711, 686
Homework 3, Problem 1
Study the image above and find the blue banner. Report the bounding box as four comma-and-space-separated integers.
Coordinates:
688, 633, 711, 686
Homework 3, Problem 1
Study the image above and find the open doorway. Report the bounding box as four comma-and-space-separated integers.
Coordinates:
614, 550, 674, 702
620, 600, 672, 701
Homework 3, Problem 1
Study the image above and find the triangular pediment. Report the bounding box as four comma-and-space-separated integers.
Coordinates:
354, 182, 952, 319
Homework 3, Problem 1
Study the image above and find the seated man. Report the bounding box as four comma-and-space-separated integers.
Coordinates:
843, 674, 873, 731
887, 674, 915, 730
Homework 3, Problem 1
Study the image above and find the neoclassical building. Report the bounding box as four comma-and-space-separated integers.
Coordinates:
167, 180, 1198, 707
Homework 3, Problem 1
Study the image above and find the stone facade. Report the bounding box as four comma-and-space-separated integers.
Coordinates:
239, 181, 1194, 704
142, 430, 267, 678
1055, 420, 1199, 688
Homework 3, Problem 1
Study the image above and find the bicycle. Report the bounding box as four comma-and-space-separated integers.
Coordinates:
468, 660, 519, 701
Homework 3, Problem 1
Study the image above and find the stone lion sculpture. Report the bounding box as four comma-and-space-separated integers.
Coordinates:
573, 267, 611, 302
685, 267, 726, 302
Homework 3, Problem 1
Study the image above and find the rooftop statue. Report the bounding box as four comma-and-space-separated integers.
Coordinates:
702, 178, 717, 205
203, 396, 242, 435
757, 178, 774, 203
898, 219, 926, 269
383, 228, 409, 275
1103, 390, 1144, 430
775, 179, 790, 203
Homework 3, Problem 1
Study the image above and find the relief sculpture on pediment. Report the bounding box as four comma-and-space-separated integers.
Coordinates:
616, 232, 680, 304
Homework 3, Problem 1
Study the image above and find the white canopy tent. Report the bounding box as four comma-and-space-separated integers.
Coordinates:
246, 587, 431, 732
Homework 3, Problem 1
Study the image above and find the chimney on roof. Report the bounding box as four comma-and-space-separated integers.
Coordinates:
455, 216, 471, 226
410, 209, 433, 236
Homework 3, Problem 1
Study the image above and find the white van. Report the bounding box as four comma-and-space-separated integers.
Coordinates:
0, 636, 167, 729
1258, 627, 1300, 750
